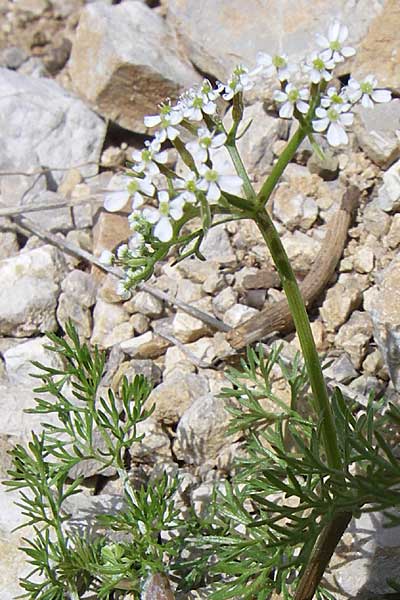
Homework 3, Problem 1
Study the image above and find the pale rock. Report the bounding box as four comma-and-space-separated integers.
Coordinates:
349, 374, 386, 401
339, 256, 353, 273
0, 46, 28, 70
176, 279, 204, 303
351, 0, 400, 93
385, 213, 400, 249
190, 482, 214, 518
199, 224, 236, 266
56, 293, 92, 339
0, 245, 65, 337
323, 354, 358, 384
174, 393, 236, 465
353, 246, 374, 274
243, 288, 267, 309
353, 100, 400, 169
176, 257, 219, 283
166, 0, 380, 82
0, 219, 18, 260
13, 0, 48, 15
164, 345, 195, 378
98, 273, 123, 303
4, 337, 64, 388
125, 290, 164, 318
335, 311, 373, 370
0, 68, 105, 206
307, 151, 339, 181
61, 269, 97, 307
212, 287, 238, 318
68, 426, 116, 479
62, 492, 125, 536
172, 297, 214, 343
184, 334, 231, 368
320, 282, 362, 332
129, 418, 171, 462
91, 299, 132, 348
72, 200, 94, 229
293, 320, 326, 353
145, 372, 209, 424
272, 185, 318, 231
364, 256, 400, 390
202, 271, 224, 294
224, 303, 258, 328
362, 349, 384, 376
233, 266, 260, 291
362, 202, 391, 238
69, 1, 200, 132
281, 230, 321, 272
23, 190, 73, 232
130, 313, 150, 335
111, 359, 162, 390
120, 331, 170, 359
377, 157, 400, 212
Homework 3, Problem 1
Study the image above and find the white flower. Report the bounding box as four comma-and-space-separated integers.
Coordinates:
99, 249, 114, 266
144, 103, 182, 141
142, 191, 184, 242
273, 83, 310, 118
304, 50, 335, 84
128, 231, 145, 256
197, 164, 243, 202
221, 65, 253, 101
131, 139, 168, 176
347, 75, 392, 109
186, 127, 227, 163
103, 175, 155, 213
316, 21, 356, 63
320, 86, 351, 111
312, 106, 354, 147
174, 173, 200, 205
252, 52, 297, 81
116, 279, 131, 300
180, 79, 219, 121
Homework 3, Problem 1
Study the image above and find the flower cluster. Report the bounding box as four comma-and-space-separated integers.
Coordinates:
100, 20, 391, 295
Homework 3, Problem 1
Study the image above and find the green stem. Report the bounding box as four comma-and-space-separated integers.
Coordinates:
225, 140, 257, 203
256, 126, 307, 209
254, 209, 342, 471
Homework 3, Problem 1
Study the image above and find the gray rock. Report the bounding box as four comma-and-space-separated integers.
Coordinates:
112, 359, 162, 389
353, 100, 400, 169
200, 224, 236, 266
224, 303, 258, 328
146, 372, 209, 424
91, 299, 133, 349
273, 185, 318, 231
377, 157, 400, 212
323, 353, 359, 384
0, 245, 65, 337
124, 290, 164, 318
0, 68, 105, 206
68, 1, 200, 132
129, 418, 171, 463
307, 151, 339, 181
3, 336, 64, 388
120, 331, 170, 359
61, 269, 97, 308
320, 281, 363, 332
25, 190, 73, 232
0, 46, 28, 69
12, 0, 48, 15
0, 218, 19, 259
172, 297, 214, 343
335, 311, 373, 370
212, 287, 238, 318
56, 293, 92, 339
281, 230, 321, 272
385, 213, 400, 249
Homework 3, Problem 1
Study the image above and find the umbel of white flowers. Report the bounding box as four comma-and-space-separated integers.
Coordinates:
99, 21, 391, 297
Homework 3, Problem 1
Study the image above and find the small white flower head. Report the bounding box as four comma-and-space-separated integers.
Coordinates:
273, 83, 310, 118
131, 139, 168, 176
347, 75, 392, 109
127, 176, 155, 210
116, 279, 132, 300
253, 52, 297, 82
181, 79, 219, 121
99, 249, 114, 266
312, 106, 354, 147
320, 86, 351, 111
103, 174, 132, 212
143, 103, 182, 141
174, 172, 200, 205
186, 127, 227, 163
128, 231, 145, 256
142, 190, 184, 242
222, 65, 253, 101
304, 50, 335, 84
316, 21, 356, 63
197, 164, 243, 202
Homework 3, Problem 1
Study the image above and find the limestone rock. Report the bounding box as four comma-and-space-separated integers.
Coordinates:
212, 287, 238, 318
0, 245, 65, 337
385, 213, 400, 249
68, 1, 200, 132
320, 281, 362, 332
124, 290, 164, 318
0, 68, 105, 206
0, 219, 18, 260
172, 297, 214, 343
272, 185, 318, 231
164, 345, 195, 378
129, 418, 171, 463
323, 353, 358, 384
146, 372, 209, 424
224, 303, 259, 328
362, 202, 391, 238
199, 224, 236, 266
91, 299, 132, 349
353, 100, 400, 169
120, 331, 170, 359
3, 337, 64, 388
56, 294, 92, 339
335, 311, 373, 369
112, 359, 162, 390
377, 157, 400, 212
61, 270, 97, 308
281, 230, 321, 272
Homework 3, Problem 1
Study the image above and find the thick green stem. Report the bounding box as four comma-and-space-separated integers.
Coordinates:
254, 209, 342, 471
256, 126, 307, 209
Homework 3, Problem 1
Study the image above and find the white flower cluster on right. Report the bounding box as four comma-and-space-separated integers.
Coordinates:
99, 20, 392, 295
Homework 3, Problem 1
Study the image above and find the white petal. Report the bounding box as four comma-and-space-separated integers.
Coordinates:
312, 117, 329, 133
361, 94, 374, 109
139, 178, 155, 196
338, 24, 348, 44
310, 69, 322, 84
219, 175, 243, 195
274, 90, 288, 103
211, 132, 227, 147
341, 46, 356, 57
340, 112, 354, 126
144, 115, 161, 128
142, 207, 160, 224
371, 89, 392, 103
327, 122, 348, 147
203, 100, 217, 115
315, 107, 327, 118
132, 192, 144, 209
207, 181, 221, 202
279, 101, 294, 119
154, 150, 168, 164
296, 100, 309, 114
329, 21, 341, 42
154, 216, 173, 242
256, 52, 272, 67
167, 125, 180, 140
170, 201, 184, 220
104, 190, 130, 212
169, 111, 182, 125
316, 33, 329, 48
158, 190, 169, 204
99, 250, 113, 265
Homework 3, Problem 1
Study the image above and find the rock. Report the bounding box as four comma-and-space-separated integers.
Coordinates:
385, 213, 400, 249
224, 303, 258, 328
352, 246, 374, 274
130, 313, 150, 335
176, 257, 219, 283
323, 353, 359, 384
92, 211, 130, 277
61, 270, 97, 308
129, 418, 171, 463
91, 299, 132, 349
164, 345, 195, 378
68, 1, 200, 132
281, 230, 321, 272
0, 219, 19, 260
68, 427, 116, 479
320, 281, 362, 332
166, 0, 379, 82
377, 157, 400, 212
25, 190, 73, 232
3, 337, 64, 388
351, 0, 400, 93
12, 0, 48, 15
124, 290, 164, 318
212, 287, 238, 318
0, 46, 27, 69
272, 185, 318, 231
0, 245, 65, 337
199, 224, 236, 266
146, 372, 209, 424
174, 393, 235, 465
293, 319, 326, 353
203, 271, 224, 294
362, 202, 391, 238
57, 294, 92, 340
0, 68, 105, 206
335, 311, 373, 369
307, 151, 339, 181
364, 256, 400, 390
112, 359, 162, 390
176, 279, 204, 303
353, 100, 400, 169
43, 38, 72, 76
172, 297, 214, 343
362, 349, 384, 376
120, 331, 170, 359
